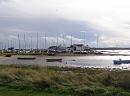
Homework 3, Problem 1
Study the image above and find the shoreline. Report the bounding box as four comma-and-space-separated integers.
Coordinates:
0, 55, 129, 70
1, 52, 130, 56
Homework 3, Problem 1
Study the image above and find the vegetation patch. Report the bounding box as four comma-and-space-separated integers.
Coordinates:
0, 64, 130, 96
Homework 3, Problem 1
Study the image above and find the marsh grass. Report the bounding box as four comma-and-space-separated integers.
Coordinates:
0, 64, 130, 96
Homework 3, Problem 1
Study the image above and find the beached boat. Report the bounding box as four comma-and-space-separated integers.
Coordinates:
46, 58, 62, 62
47, 53, 56, 56
17, 56, 36, 60
113, 59, 130, 64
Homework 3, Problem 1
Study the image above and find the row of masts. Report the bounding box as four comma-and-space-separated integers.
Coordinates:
17, 32, 48, 50
0, 32, 100, 50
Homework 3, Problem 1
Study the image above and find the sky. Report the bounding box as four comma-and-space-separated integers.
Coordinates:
1, 0, 130, 48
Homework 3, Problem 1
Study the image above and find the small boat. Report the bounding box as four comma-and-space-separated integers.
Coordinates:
17, 56, 36, 60
113, 59, 130, 64
72, 59, 76, 61
94, 51, 103, 55
47, 53, 56, 56
46, 58, 62, 62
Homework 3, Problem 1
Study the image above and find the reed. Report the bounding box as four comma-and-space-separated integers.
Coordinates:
0, 64, 130, 96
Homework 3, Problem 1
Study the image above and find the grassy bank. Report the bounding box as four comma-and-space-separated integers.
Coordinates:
0, 65, 130, 96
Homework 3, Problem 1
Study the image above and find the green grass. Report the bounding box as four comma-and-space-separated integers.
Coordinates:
0, 86, 66, 96
0, 65, 130, 96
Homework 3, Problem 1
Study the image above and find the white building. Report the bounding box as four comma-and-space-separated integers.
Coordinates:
72, 44, 85, 51
67, 44, 91, 53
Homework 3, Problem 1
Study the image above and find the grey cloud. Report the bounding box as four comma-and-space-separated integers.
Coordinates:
0, 17, 97, 38
0, 0, 11, 3
0, 16, 98, 48
1, 0, 129, 47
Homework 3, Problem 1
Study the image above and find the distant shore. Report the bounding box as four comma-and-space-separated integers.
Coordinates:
1, 52, 130, 56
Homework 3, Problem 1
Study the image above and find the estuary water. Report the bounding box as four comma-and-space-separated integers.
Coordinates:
0, 50, 130, 69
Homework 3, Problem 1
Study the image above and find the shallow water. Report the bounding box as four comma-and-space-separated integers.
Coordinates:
0, 50, 130, 69
0, 55, 130, 69
63, 55, 130, 69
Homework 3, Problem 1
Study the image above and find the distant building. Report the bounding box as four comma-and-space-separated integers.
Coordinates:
47, 44, 92, 54
7, 47, 14, 52
47, 45, 67, 53
72, 44, 85, 51
67, 44, 91, 53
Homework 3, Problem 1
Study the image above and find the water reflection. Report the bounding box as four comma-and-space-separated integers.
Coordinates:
0, 55, 130, 69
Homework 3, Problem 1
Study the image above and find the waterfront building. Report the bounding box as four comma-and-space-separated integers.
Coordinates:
47, 45, 67, 53
68, 44, 91, 53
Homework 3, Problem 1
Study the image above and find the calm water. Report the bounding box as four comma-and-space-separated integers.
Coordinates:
63, 55, 130, 69
0, 50, 130, 69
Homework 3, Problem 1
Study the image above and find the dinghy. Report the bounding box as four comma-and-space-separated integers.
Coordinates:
113, 59, 130, 64
17, 56, 36, 60
46, 58, 62, 62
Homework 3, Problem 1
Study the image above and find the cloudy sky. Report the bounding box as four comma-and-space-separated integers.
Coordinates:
1, 0, 130, 48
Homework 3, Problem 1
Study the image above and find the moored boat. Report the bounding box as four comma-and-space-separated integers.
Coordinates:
113, 59, 130, 64
17, 56, 36, 60
46, 58, 62, 62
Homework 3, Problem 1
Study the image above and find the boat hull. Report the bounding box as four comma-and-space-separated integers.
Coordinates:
113, 60, 130, 64
17, 57, 36, 60
46, 59, 62, 62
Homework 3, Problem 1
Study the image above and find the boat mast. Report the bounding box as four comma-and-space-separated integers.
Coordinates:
57, 32, 59, 46
31, 36, 32, 50
62, 34, 65, 46
44, 32, 46, 49
10, 40, 12, 48
71, 34, 73, 46
18, 34, 20, 50
84, 32, 85, 45
97, 34, 99, 48
24, 33, 26, 50
36, 32, 39, 50
7, 39, 9, 49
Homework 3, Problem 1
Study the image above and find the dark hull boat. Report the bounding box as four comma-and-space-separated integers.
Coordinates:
17, 57, 36, 60
46, 58, 62, 62
113, 59, 130, 64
